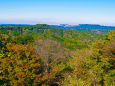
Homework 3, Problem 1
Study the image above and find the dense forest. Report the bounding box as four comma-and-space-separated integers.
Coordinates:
0, 24, 115, 86
51, 24, 115, 34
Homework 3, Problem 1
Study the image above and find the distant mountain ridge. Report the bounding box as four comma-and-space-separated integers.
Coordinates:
50, 24, 115, 34
0, 24, 115, 34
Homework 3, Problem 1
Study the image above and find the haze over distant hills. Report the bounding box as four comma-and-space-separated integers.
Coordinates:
0, 24, 115, 34
51, 24, 115, 34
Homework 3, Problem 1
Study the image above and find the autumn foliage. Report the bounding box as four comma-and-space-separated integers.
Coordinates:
0, 25, 114, 86
0, 42, 42, 86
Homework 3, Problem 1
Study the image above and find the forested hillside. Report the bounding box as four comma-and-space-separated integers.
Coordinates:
51, 24, 115, 34
0, 24, 115, 86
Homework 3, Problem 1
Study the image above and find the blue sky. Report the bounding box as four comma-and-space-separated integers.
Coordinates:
0, 0, 115, 25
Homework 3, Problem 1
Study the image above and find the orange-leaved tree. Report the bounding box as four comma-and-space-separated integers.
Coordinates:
0, 43, 43, 86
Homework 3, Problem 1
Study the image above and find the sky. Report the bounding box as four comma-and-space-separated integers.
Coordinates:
0, 0, 115, 26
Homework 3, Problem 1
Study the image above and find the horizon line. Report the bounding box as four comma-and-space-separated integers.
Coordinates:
0, 23, 115, 27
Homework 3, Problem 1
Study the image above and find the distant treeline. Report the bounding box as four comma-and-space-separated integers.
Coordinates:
51, 24, 115, 34
0, 24, 104, 49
